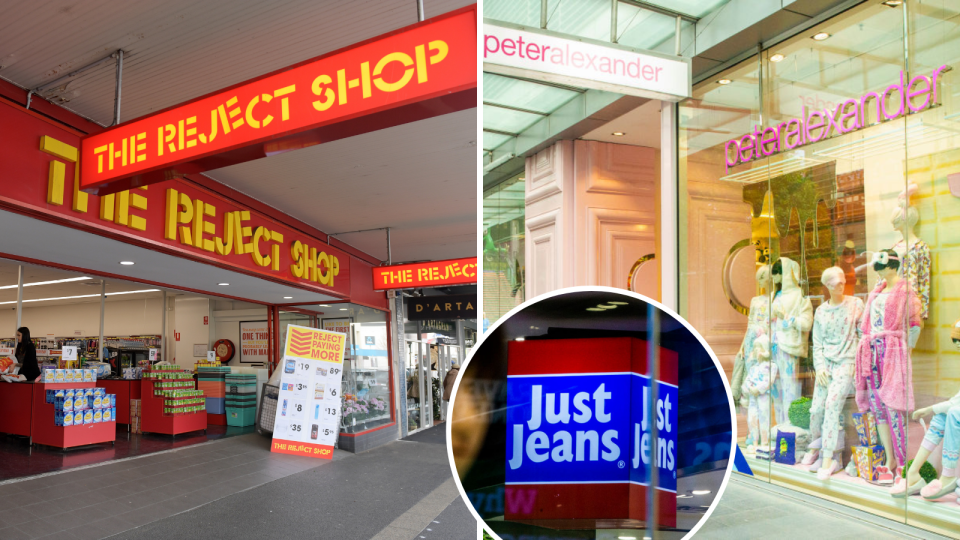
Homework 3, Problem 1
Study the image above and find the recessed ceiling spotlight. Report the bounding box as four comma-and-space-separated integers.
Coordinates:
319, 304, 330, 307
339, 308, 348, 311
812, 32, 830, 41
883, 0, 903, 6
597, 304, 617, 309
692, 489, 712, 495
218, 283, 229, 286
611, 131, 626, 136
717, 79, 732, 85
769, 53, 785, 62
283, 296, 292, 299
586, 307, 606, 312
119, 261, 135, 265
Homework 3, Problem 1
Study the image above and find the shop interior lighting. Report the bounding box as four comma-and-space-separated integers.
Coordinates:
283, 296, 292, 299
812, 32, 831, 41
716, 79, 732, 85
618, 537, 637, 540
119, 261, 135, 265
720, 154, 831, 184
339, 308, 348, 311
609, 301, 629, 305
218, 283, 229, 286
883, 0, 903, 6
586, 307, 606, 312
612, 132, 626, 136
692, 489, 712, 495
515, 337, 525, 341
769, 53, 785, 62
0, 288, 159, 305
0, 276, 91, 290
597, 304, 618, 309
812, 119, 959, 161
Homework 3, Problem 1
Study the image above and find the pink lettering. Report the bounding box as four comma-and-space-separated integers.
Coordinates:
484, 35, 500, 58
907, 75, 931, 112
502, 38, 516, 56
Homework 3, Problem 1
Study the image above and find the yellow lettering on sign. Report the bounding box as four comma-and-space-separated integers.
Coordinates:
234, 211, 252, 254
192, 199, 216, 252
40, 136, 88, 213
164, 189, 179, 240
373, 52, 414, 93
46, 161, 65, 206
312, 75, 335, 112
290, 240, 304, 278
177, 192, 194, 246
215, 211, 237, 255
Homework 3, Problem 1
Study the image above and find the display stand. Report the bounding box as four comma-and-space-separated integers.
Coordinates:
0, 383, 34, 436
139, 375, 207, 436
96, 379, 142, 424
31, 382, 116, 449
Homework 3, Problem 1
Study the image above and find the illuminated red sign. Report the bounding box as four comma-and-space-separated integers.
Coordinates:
373, 257, 477, 290
79, 6, 477, 195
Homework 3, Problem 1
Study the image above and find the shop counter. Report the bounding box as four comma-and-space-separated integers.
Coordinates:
31, 382, 116, 449
96, 379, 142, 424
0, 382, 34, 436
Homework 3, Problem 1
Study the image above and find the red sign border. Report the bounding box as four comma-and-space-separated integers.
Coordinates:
372, 256, 477, 291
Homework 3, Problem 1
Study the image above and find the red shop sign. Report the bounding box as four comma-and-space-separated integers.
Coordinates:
79, 5, 477, 195
373, 257, 477, 290
0, 99, 351, 297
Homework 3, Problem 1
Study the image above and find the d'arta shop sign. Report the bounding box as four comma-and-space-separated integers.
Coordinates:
724, 65, 949, 171
483, 22, 690, 102
0, 99, 349, 296
373, 257, 477, 290
79, 6, 477, 195
505, 338, 679, 526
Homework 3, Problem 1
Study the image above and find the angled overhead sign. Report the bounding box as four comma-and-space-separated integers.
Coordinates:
79, 5, 477, 195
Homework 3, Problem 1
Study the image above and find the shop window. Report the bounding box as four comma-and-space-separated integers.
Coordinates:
679, 1, 960, 534
483, 173, 525, 326
328, 305, 391, 435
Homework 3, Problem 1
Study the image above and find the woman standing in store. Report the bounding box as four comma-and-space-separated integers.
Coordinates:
15, 327, 40, 382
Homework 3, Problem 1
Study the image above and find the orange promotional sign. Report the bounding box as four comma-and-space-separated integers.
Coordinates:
373, 257, 477, 290
79, 6, 477, 195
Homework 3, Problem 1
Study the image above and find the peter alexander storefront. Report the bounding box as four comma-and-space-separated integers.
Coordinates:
678, 1, 960, 536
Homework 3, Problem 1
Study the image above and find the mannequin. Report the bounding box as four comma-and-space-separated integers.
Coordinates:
854, 249, 922, 481
770, 257, 813, 426
890, 187, 930, 320
802, 267, 864, 480
743, 334, 776, 454
732, 265, 774, 412
891, 320, 960, 498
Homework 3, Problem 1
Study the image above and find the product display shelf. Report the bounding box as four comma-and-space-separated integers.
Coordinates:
31, 382, 116, 449
139, 373, 206, 436
96, 379, 142, 424
0, 383, 34, 436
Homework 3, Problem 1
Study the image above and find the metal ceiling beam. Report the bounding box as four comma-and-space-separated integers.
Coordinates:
482, 101, 549, 116
619, 0, 699, 23
483, 127, 521, 137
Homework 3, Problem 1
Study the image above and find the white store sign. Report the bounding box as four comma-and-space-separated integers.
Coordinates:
483, 23, 691, 101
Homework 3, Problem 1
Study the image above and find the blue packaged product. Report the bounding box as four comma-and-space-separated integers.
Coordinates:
102, 408, 112, 422
112, 407, 117, 421
74, 395, 86, 411
63, 396, 73, 412
46, 390, 54, 404
110, 394, 116, 407
93, 410, 102, 423
65, 389, 74, 398
83, 410, 93, 424
84, 388, 94, 396
54, 410, 62, 426
93, 395, 103, 409
94, 387, 105, 397
63, 411, 74, 427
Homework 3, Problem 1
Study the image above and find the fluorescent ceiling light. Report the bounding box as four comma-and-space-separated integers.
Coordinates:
218, 283, 229, 286
692, 489, 712, 495
0, 289, 159, 305
283, 296, 293, 299
119, 261, 135, 265
339, 308, 348, 311
611, 132, 626, 136
515, 337, 525, 342
769, 53, 785, 62
319, 304, 330, 307
597, 304, 617, 309
609, 301, 629, 305
0, 277, 91, 290
586, 307, 606, 312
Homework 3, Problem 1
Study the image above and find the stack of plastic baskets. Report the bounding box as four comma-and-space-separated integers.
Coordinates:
225, 373, 257, 426
198, 366, 230, 415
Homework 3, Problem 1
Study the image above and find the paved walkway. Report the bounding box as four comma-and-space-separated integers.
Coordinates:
0, 425, 474, 540
697, 475, 952, 540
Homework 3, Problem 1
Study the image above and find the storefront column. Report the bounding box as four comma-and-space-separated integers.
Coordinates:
98, 280, 105, 362
15, 265, 22, 331
455, 320, 465, 364
660, 102, 679, 311
393, 294, 409, 438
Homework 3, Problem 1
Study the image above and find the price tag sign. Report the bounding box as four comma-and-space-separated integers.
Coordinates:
62, 346, 78, 361
207, 351, 216, 363
149, 348, 158, 361
271, 325, 346, 459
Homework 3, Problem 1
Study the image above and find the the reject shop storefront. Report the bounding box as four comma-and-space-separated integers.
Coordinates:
0, 6, 476, 458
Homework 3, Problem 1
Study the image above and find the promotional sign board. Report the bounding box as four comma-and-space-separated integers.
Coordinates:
271, 325, 346, 459
79, 6, 477, 195
405, 294, 476, 320
483, 22, 691, 102
61, 346, 78, 361
239, 321, 270, 364
373, 257, 477, 290
505, 337, 678, 526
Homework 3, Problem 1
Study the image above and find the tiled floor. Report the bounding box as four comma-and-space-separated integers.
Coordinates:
0, 424, 255, 481
0, 432, 324, 540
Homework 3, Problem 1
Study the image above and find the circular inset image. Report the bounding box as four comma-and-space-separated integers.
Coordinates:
448, 287, 736, 539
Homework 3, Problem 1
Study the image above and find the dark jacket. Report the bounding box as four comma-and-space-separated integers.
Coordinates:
16, 342, 39, 382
